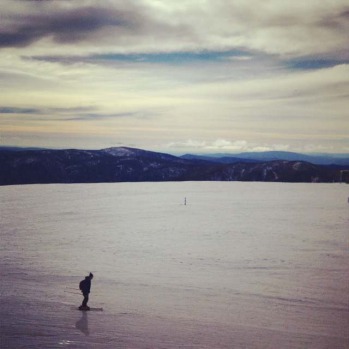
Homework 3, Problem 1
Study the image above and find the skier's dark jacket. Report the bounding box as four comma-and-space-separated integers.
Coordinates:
79, 276, 91, 295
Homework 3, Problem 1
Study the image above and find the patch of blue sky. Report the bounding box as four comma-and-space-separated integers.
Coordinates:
94, 50, 251, 64
286, 58, 348, 70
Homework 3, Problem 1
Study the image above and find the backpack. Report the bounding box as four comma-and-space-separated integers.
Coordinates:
79, 279, 85, 291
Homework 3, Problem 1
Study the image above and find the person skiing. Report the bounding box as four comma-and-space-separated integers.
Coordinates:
79, 272, 94, 310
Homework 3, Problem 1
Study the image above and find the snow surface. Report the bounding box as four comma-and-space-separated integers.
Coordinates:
0, 182, 348, 348
102, 147, 136, 157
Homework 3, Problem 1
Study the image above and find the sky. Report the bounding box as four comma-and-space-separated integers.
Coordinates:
0, 0, 348, 154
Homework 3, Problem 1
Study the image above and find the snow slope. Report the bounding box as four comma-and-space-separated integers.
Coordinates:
1, 182, 348, 348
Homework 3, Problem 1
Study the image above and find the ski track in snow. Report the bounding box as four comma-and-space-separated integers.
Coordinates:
0, 182, 348, 348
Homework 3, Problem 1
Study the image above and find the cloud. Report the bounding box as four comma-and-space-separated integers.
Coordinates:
0, 105, 97, 116
0, 4, 139, 48
1, 0, 348, 59
165, 139, 292, 153
285, 58, 349, 70
0, 102, 157, 124
65, 111, 149, 121
0, 1, 348, 153
0, 106, 41, 114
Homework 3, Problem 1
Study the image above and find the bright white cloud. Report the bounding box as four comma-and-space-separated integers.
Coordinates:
164, 138, 293, 154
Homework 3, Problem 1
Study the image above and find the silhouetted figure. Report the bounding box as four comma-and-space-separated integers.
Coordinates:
79, 272, 93, 310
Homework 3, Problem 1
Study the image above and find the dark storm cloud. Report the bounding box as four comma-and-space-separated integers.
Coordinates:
0, 5, 141, 48
1, 1, 195, 52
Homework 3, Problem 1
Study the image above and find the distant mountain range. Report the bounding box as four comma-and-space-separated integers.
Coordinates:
0, 147, 348, 185
181, 151, 349, 166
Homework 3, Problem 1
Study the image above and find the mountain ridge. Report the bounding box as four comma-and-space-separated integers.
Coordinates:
0, 146, 348, 185
181, 150, 349, 165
